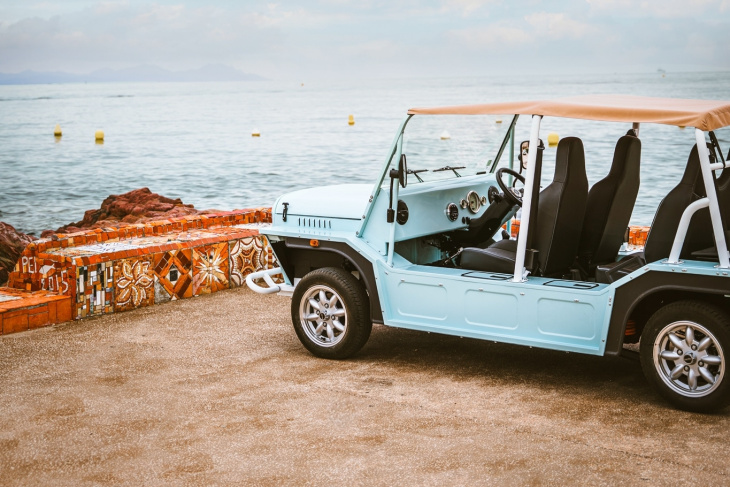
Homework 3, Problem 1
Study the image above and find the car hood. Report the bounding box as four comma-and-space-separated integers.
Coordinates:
275, 183, 372, 220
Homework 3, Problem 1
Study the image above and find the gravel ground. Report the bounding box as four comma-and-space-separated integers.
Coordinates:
1, 287, 728, 486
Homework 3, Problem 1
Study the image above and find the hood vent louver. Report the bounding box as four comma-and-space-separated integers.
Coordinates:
297, 217, 332, 229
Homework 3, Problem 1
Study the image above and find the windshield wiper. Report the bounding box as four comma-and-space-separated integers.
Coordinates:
433, 166, 465, 177
407, 168, 428, 183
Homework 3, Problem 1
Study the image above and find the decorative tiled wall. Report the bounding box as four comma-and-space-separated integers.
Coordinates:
76, 262, 114, 318
154, 249, 193, 302
5, 209, 276, 324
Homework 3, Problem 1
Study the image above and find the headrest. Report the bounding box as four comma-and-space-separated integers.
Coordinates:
680, 143, 713, 187
554, 137, 585, 183
607, 135, 641, 177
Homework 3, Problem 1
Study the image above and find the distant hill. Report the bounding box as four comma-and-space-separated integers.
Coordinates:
0, 64, 267, 85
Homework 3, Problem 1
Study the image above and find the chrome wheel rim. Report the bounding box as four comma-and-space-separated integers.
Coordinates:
653, 321, 725, 398
299, 285, 347, 348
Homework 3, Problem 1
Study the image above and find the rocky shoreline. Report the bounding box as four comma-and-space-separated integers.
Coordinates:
0, 222, 35, 285
0, 188, 213, 285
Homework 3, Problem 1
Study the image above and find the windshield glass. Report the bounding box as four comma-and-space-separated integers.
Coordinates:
392, 114, 514, 185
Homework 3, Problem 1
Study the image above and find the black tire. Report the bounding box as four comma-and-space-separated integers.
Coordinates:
640, 300, 730, 413
290, 267, 372, 359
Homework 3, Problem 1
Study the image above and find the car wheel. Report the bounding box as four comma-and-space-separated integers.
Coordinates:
291, 267, 372, 359
640, 300, 730, 413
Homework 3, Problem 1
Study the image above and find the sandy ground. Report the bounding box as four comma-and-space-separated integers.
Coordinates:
1, 287, 728, 486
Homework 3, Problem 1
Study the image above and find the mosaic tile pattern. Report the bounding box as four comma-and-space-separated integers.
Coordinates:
5, 209, 275, 324
192, 243, 229, 295
76, 263, 114, 318
114, 256, 155, 312
153, 249, 193, 302
229, 237, 267, 287
10, 256, 75, 294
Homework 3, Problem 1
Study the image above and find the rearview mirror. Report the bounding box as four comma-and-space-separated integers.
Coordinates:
518, 139, 545, 171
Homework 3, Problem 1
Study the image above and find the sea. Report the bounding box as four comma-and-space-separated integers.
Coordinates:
1, 72, 729, 236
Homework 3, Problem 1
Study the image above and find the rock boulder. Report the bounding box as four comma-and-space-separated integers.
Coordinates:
42, 188, 207, 237
0, 222, 35, 285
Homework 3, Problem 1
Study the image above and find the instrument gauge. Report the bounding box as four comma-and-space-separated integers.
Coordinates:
446, 203, 459, 222
466, 191, 481, 214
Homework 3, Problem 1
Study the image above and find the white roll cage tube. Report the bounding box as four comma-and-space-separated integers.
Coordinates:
386, 134, 404, 267
667, 129, 730, 268
512, 115, 542, 282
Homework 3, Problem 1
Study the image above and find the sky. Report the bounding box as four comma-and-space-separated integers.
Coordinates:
0, 0, 729, 80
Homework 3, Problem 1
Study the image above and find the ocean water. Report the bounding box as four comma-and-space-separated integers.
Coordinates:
0, 72, 728, 236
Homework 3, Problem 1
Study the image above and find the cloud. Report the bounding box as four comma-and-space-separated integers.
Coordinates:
586, 0, 727, 18
0, 1, 728, 78
449, 24, 530, 49
524, 12, 592, 39
439, 0, 499, 15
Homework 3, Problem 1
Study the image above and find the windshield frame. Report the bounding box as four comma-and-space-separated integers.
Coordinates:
358, 113, 519, 237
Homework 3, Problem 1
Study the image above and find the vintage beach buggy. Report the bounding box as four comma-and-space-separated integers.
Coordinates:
247, 95, 730, 412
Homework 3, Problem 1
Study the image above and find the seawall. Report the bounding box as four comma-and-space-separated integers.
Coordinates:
1, 208, 276, 335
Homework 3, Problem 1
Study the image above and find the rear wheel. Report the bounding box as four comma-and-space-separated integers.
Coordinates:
640, 300, 730, 413
291, 267, 371, 359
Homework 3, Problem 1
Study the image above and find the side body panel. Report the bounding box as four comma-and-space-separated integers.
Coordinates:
373, 258, 613, 355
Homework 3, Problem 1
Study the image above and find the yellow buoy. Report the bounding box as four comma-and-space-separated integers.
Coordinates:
53, 124, 62, 137
495, 117, 503, 124
95, 130, 104, 144
547, 132, 559, 147
440, 130, 451, 140
679, 126, 686, 130
348, 114, 355, 126
251, 128, 261, 137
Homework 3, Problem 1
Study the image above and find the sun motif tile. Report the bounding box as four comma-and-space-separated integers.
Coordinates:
192, 243, 229, 296
153, 249, 193, 302
113, 256, 155, 312
229, 237, 267, 287
229, 236, 282, 287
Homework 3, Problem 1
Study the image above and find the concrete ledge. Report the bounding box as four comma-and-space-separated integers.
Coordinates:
0, 288, 72, 335
3, 208, 276, 333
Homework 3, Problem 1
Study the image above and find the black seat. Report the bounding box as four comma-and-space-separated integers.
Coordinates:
577, 132, 641, 271
644, 143, 715, 263
461, 137, 589, 277
691, 164, 730, 259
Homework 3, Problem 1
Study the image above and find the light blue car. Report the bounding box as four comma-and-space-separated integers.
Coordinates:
247, 95, 730, 412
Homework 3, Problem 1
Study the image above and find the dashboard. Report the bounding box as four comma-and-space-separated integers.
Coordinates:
362, 174, 502, 245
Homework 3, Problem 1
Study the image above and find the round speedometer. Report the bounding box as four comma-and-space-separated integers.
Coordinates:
466, 191, 481, 214
445, 203, 459, 222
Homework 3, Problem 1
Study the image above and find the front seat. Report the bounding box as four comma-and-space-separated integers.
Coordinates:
577, 131, 641, 272
460, 137, 589, 277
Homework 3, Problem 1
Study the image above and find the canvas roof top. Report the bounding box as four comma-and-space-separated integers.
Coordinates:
407, 95, 730, 131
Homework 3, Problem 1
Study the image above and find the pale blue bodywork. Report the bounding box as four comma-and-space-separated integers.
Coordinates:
260, 115, 729, 357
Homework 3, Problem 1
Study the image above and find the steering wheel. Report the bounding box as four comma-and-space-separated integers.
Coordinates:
496, 168, 525, 207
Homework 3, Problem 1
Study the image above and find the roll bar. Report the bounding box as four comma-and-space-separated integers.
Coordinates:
667, 129, 730, 268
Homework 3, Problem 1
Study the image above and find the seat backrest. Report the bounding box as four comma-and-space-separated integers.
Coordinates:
644, 143, 714, 263
534, 137, 589, 276
578, 133, 641, 267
